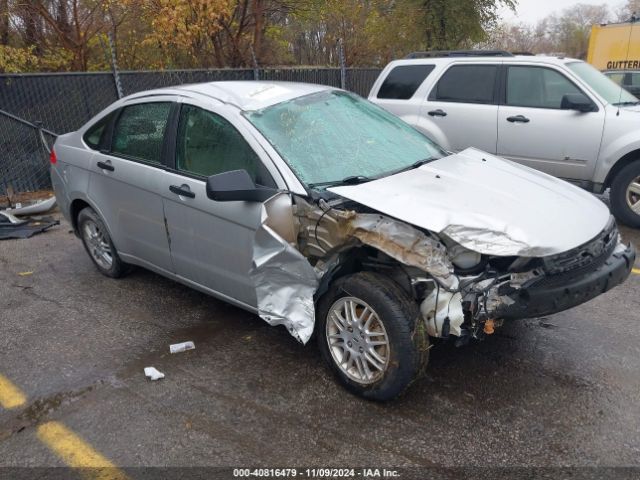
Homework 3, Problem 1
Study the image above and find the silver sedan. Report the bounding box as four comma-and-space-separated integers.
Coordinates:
51, 81, 635, 400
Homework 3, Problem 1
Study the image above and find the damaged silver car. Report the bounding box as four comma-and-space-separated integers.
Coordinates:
51, 82, 636, 400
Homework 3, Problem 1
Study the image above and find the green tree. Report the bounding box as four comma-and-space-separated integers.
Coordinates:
422, 0, 516, 49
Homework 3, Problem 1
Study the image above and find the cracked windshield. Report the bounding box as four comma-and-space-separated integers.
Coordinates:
246, 90, 445, 187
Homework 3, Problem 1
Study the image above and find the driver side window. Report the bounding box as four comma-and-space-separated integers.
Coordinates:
176, 105, 275, 188
506, 66, 583, 109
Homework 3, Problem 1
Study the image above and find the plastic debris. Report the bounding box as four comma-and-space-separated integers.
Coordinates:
4, 196, 57, 216
18, 271, 33, 276
0, 213, 59, 240
144, 367, 165, 381
169, 341, 195, 354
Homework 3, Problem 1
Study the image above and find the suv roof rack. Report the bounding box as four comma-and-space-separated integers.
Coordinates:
405, 50, 514, 59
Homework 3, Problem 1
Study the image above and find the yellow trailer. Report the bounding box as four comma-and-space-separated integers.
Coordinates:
588, 21, 640, 71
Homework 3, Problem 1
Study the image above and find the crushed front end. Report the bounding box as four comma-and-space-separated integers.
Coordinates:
280, 196, 635, 344
426, 216, 635, 343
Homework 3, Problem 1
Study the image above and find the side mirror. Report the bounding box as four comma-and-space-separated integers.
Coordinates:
561, 93, 596, 113
205, 169, 277, 202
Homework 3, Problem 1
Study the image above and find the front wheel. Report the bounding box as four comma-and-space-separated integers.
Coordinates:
316, 272, 429, 401
610, 161, 640, 228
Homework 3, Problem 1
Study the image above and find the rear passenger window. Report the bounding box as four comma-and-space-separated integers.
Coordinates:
83, 113, 113, 150
111, 103, 172, 164
507, 66, 582, 109
430, 65, 498, 104
377, 64, 435, 99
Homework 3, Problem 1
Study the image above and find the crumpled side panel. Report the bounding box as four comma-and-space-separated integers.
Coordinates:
251, 197, 461, 343
249, 201, 319, 344
349, 215, 459, 291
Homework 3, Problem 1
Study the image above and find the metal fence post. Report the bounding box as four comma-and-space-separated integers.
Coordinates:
250, 45, 260, 81
338, 38, 346, 90
107, 32, 124, 99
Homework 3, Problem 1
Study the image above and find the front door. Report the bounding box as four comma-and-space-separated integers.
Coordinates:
497, 65, 606, 181
159, 102, 281, 307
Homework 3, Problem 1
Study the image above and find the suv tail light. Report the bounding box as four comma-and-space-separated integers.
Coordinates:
49, 149, 57, 164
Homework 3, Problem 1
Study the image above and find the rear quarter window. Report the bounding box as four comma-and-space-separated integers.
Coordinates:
82, 112, 114, 150
377, 64, 435, 100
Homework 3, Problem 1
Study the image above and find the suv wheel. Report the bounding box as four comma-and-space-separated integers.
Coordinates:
316, 272, 429, 401
78, 207, 128, 278
610, 161, 640, 228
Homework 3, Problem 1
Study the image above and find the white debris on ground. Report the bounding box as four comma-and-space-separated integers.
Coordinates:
144, 367, 165, 381
169, 341, 195, 354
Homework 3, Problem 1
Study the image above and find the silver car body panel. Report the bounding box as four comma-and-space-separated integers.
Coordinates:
329, 148, 611, 256
250, 194, 320, 343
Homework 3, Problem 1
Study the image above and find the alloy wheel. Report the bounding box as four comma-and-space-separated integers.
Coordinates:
325, 297, 390, 385
82, 219, 113, 270
626, 175, 640, 214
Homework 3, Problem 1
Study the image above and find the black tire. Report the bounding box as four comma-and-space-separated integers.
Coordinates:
77, 207, 128, 278
610, 161, 640, 228
316, 272, 429, 401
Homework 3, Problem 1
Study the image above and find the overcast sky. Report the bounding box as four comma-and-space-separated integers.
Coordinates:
498, 0, 616, 23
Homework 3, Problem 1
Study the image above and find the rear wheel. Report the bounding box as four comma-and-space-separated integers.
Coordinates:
78, 207, 128, 278
316, 272, 428, 401
610, 161, 640, 228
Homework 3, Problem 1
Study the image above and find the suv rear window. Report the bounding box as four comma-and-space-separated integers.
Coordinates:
430, 65, 498, 104
377, 64, 435, 100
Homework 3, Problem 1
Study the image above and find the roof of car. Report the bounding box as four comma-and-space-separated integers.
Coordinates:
126, 81, 335, 111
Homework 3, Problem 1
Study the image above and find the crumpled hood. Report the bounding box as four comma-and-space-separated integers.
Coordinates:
328, 148, 611, 257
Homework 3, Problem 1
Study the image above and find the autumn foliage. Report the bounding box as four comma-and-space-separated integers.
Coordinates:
0, 0, 514, 72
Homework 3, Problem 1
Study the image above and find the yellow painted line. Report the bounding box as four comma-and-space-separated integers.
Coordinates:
0, 374, 27, 409
37, 422, 129, 480
632, 268, 640, 275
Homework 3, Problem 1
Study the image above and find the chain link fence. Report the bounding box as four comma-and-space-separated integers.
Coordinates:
0, 67, 381, 196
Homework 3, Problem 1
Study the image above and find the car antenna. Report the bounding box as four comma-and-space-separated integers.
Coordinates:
617, 13, 637, 116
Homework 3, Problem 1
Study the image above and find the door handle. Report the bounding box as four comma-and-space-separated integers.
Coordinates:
97, 160, 114, 171
169, 184, 195, 198
506, 115, 530, 123
428, 109, 447, 117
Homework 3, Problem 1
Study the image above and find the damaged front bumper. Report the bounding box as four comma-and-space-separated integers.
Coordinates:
491, 242, 636, 320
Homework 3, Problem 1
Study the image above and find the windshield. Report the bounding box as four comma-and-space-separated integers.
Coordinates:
567, 61, 638, 105
244, 90, 445, 187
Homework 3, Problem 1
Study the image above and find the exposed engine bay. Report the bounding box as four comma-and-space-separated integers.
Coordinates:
250, 192, 631, 345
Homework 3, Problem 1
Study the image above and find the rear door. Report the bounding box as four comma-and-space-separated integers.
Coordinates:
496, 65, 605, 180
420, 63, 500, 153
159, 101, 281, 307
88, 99, 174, 273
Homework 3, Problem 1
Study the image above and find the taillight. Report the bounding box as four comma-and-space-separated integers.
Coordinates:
49, 149, 57, 164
